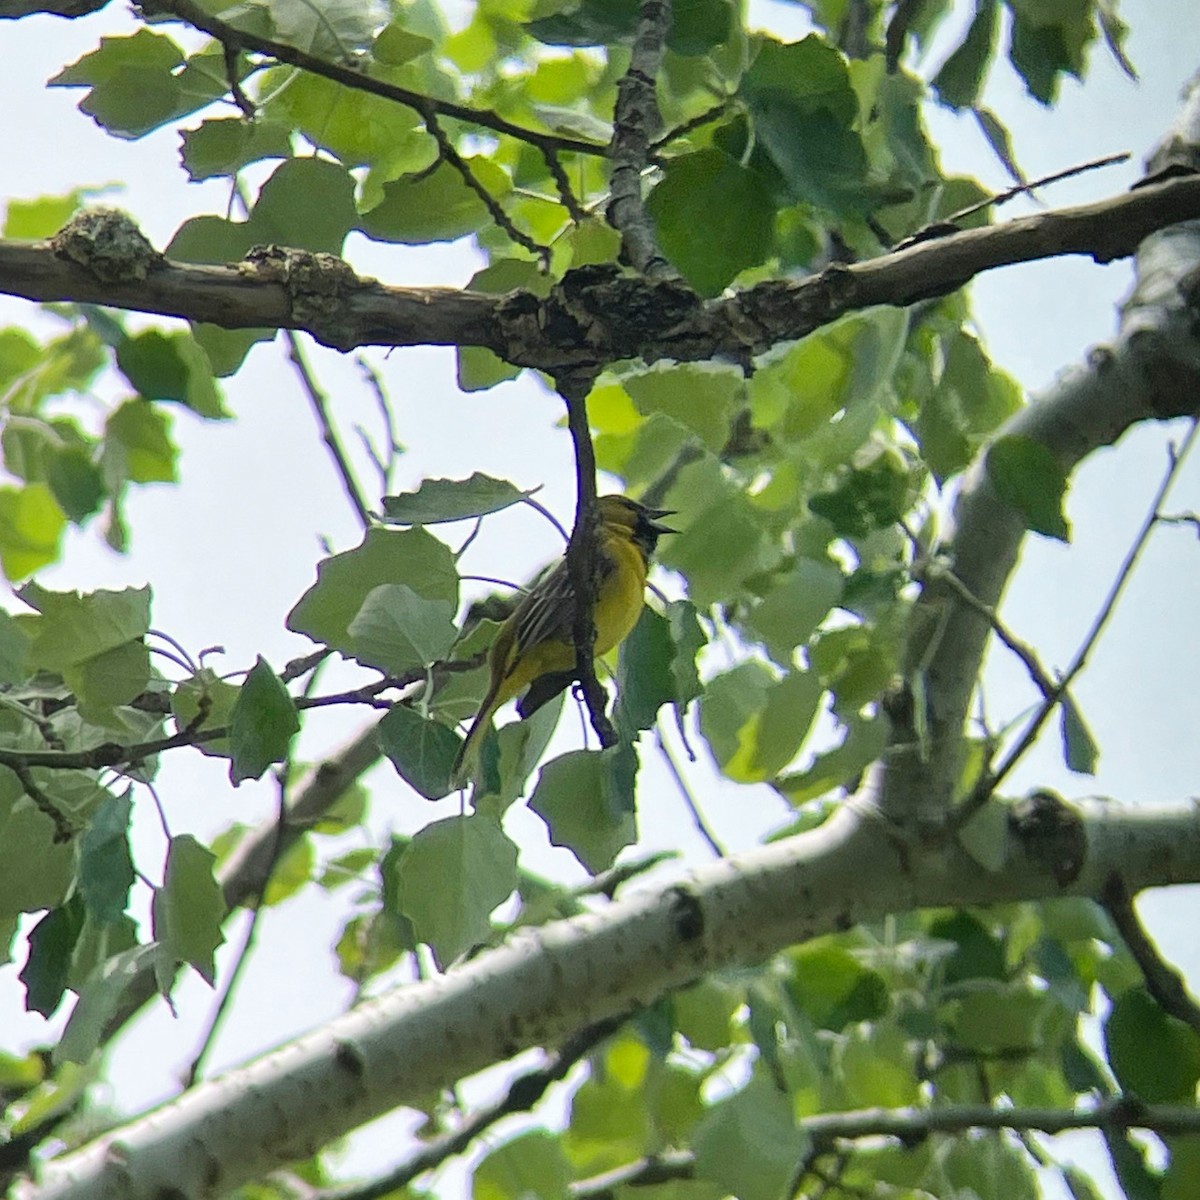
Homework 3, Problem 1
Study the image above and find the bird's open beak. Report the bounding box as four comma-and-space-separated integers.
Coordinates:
646, 507, 676, 535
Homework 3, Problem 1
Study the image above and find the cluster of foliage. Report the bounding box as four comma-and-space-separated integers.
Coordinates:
2, 0, 1198, 1198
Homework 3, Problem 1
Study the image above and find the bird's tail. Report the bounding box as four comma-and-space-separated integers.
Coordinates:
449, 687, 502, 790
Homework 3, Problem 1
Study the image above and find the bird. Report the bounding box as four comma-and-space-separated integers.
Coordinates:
450, 494, 675, 788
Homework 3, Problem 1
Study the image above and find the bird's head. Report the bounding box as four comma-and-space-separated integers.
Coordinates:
597, 494, 676, 556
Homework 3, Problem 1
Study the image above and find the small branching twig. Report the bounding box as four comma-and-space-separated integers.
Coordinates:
285, 330, 372, 528
955, 419, 1199, 825
544, 146, 589, 224
3, 760, 74, 841
559, 371, 615, 748
1101, 874, 1200, 1035
649, 98, 731, 152
313, 1013, 632, 1200
655, 723, 725, 857
423, 109, 551, 269
606, 0, 677, 277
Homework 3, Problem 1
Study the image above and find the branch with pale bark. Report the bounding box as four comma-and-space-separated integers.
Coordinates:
14, 794, 1200, 1200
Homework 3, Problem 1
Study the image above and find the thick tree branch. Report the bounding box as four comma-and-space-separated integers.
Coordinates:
3, 177, 1198, 366
882, 88, 1200, 824
16, 794, 1200, 1200
606, 0, 675, 277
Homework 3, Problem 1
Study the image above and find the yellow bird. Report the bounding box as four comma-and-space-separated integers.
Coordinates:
451, 494, 675, 787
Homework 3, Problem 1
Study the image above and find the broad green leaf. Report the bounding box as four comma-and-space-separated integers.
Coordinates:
179, 117, 293, 181
0, 483, 66, 580
474, 1130, 571, 1200
247, 157, 358, 253
65, 638, 150, 722
987, 433, 1070, 540
377, 703, 461, 800
360, 158, 512, 244
20, 583, 151, 672
774, 713, 886, 805
932, 0, 998, 109
47, 446, 105, 523
261, 836, 315, 907
746, 558, 843, 663
103, 399, 178, 484
381, 473, 531, 524
946, 983, 1055, 1053
269, 0, 387, 58
56, 943, 159, 1064
4, 189, 92, 239
1060, 689, 1099, 775
78, 791, 134, 923
397, 814, 517, 964
927, 910, 1007, 984
784, 939, 889, 1030
347, 584, 457, 674
624, 362, 742, 451
373, 22, 435, 65
693, 1072, 810, 1200
1105, 986, 1200, 1103
228, 657, 300, 784
528, 748, 638, 873
1008, 0, 1097, 105
288, 526, 458, 659
20, 896, 86, 1018
151, 834, 226, 985
615, 606, 676, 734
171, 668, 240, 757
0, 607, 32, 683
646, 149, 775, 295
115, 329, 227, 419
673, 977, 743, 1051
839, 1021, 920, 1108
942, 1131, 1039, 1200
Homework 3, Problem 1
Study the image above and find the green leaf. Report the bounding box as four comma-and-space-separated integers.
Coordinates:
947, 983, 1055, 1053
359, 158, 512, 244
381, 473, 531, 524
774, 714, 887, 805
377, 703, 461, 800
528, 747, 638, 872
66, 638, 151, 721
1105, 986, 1200, 1103
228, 657, 300, 784
21, 896, 86, 1018
347, 584, 458, 675
747, 559, 843, 663
115, 329, 227, 419
261, 836, 315, 907
103, 399, 178, 484
839, 1021, 920, 1108
474, 1130, 571, 1200
0, 483, 66, 580
171, 668, 240, 758
0, 775, 78, 919
624, 362, 743, 451
287, 526, 458, 661
646, 149, 775, 295
397, 814, 517, 964
56, 943, 159, 1064
179, 118, 293, 181
932, 0, 998, 109
21, 583, 151, 672
248, 157, 358, 253
78, 790, 134, 923
693, 1072, 810, 1200
373, 22, 435, 65
784, 939, 889, 1030
47, 446, 105, 522
927, 910, 1007, 984
151, 834, 227, 986
4, 189, 93, 239
615, 606, 676, 734
987, 434, 1070, 541
1060, 689, 1099, 775
0, 607, 32, 683
1008, 0, 1097, 105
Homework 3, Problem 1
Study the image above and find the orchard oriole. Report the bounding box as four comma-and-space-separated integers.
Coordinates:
450, 494, 674, 787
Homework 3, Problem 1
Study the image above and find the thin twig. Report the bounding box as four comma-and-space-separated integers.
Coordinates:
606, 0, 676, 276
313, 1013, 632, 1200
948, 152, 1132, 224
522, 493, 571, 543
1101, 873, 1200, 1036
285, 330, 372, 528
221, 39, 255, 120
355, 354, 403, 495
543, 146, 589, 224
142, 0, 608, 159
926, 561, 1058, 700
422, 108, 550, 268
560, 371, 615, 748
655, 723, 725, 857
2, 760, 74, 841
650, 98, 731, 151
956, 419, 1200, 824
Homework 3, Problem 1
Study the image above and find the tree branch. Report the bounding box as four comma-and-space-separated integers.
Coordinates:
4, 176, 1199, 367
17, 794, 1200, 1200
560, 371, 616, 748
606, 0, 676, 277
139, 0, 608, 160
881, 89, 1200, 824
